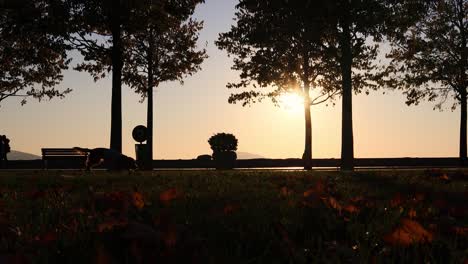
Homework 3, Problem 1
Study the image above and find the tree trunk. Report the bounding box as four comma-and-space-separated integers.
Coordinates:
303, 88, 312, 171
302, 51, 312, 170
458, 0, 467, 166
340, 10, 354, 171
460, 88, 467, 166
110, 4, 122, 153
146, 38, 154, 170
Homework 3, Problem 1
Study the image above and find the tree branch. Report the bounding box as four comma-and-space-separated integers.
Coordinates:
311, 90, 340, 105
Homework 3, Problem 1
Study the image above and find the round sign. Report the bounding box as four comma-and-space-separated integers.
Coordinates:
132, 125, 148, 143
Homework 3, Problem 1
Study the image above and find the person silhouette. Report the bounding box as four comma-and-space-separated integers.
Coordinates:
0, 135, 9, 169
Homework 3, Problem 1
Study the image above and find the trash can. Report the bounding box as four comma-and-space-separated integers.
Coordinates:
135, 144, 150, 169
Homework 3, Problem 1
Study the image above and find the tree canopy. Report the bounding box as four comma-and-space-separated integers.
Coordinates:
316, 0, 397, 170
122, 15, 206, 97
67, 0, 204, 152
217, 0, 343, 105
122, 0, 206, 167
0, 0, 71, 106
382, 0, 467, 160
383, 0, 467, 110
217, 0, 396, 169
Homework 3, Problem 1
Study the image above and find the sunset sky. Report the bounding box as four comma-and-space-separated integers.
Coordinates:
0, 0, 460, 159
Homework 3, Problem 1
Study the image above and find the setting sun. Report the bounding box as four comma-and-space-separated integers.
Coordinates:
279, 92, 304, 113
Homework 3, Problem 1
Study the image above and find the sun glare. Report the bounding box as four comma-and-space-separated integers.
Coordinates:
279, 92, 304, 113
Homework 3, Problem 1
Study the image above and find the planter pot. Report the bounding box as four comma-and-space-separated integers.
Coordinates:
213, 151, 237, 170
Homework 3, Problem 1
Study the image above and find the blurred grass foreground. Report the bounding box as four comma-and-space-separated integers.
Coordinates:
0, 170, 466, 263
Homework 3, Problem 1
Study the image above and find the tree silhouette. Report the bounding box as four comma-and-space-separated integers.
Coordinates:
67, 0, 138, 152
382, 0, 467, 164
318, 0, 395, 170
0, 0, 71, 106
216, 0, 341, 170
122, 1, 206, 168
208, 133, 238, 169
67, 0, 204, 153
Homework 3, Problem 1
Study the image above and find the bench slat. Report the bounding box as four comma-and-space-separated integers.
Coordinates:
41, 148, 89, 169
43, 154, 84, 156
42, 148, 88, 157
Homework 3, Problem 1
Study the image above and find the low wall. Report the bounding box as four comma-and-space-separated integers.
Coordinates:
3, 157, 461, 170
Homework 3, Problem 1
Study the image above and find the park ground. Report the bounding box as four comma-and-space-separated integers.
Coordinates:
0, 169, 466, 263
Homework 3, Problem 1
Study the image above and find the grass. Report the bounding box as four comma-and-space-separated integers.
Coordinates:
0, 169, 466, 263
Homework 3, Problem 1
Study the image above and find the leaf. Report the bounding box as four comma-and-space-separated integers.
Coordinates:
349, 196, 365, 203
97, 220, 128, 233
223, 204, 240, 215
301, 193, 321, 208
314, 179, 326, 195
159, 188, 182, 205
390, 193, 404, 208
131, 192, 144, 209
303, 179, 326, 198
0, 254, 30, 264
433, 198, 447, 209
94, 191, 129, 213
452, 226, 468, 236
343, 204, 360, 214
34, 231, 58, 246
69, 207, 86, 215
280, 186, 293, 197
95, 243, 113, 264
27, 190, 46, 200
439, 174, 450, 182
413, 193, 425, 202
273, 222, 300, 261
162, 226, 178, 248
383, 218, 434, 246
408, 209, 417, 219
322, 196, 342, 213
303, 188, 315, 198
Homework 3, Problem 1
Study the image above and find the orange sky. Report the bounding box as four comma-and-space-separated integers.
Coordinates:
0, 0, 460, 159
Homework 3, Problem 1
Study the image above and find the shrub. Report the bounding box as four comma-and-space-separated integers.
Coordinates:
208, 133, 238, 169
208, 133, 238, 153
196, 155, 212, 161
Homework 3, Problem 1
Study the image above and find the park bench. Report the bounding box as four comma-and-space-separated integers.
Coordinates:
41, 148, 88, 169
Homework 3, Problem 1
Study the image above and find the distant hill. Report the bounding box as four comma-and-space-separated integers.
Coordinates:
237, 152, 266, 159
8, 150, 41, 160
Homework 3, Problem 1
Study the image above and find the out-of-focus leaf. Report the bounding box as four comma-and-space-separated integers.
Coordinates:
350, 196, 365, 203
439, 174, 450, 183
223, 204, 240, 215
383, 218, 434, 246
159, 188, 182, 205
413, 193, 425, 202
390, 193, 404, 208
408, 209, 417, 219
97, 220, 128, 233
94, 191, 129, 213
34, 231, 57, 246
304, 179, 326, 197
452, 226, 468, 236
69, 207, 86, 215
273, 222, 299, 261
162, 225, 178, 248
0, 254, 30, 264
323, 196, 342, 213
343, 204, 360, 214
131, 192, 144, 209
95, 243, 113, 264
279, 186, 293, 197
